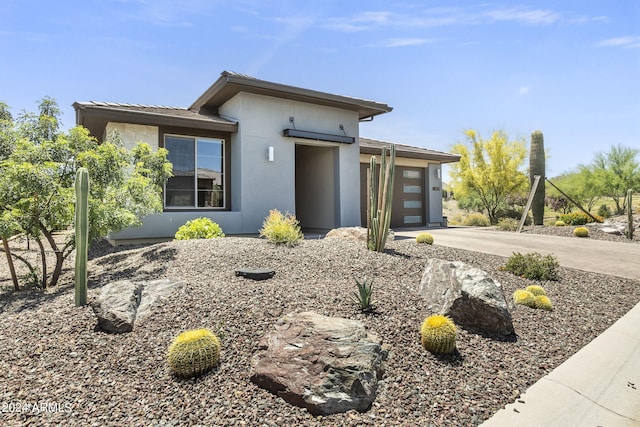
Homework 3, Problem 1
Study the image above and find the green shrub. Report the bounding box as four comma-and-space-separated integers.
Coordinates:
573, 226, 589, 238
597, 204, 612, 218
352, 278, 375, 312
503, 252, 560, 281
496, 217, 519, 231
175, 218, 225, 240
558, 212, 600, 225
168, 329, 221, 377
416, 232, 434, 244
259, 209, 303, 245
420, 315, 457, 355
462, 212, 490, 227
554, 220, 566, 227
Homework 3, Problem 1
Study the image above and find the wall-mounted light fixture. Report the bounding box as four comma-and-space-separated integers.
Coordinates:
436, 168, 441, 179
268, 146, 275, 162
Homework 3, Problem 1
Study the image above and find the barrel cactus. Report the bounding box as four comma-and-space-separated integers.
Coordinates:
525, 285, 546, 296
534, 295, 553, 311
513, 289, 535, 307
420, 315, 457, 355
573, 227, 589, 237
554, 220, 566, 227
168, 329, 221, 377
416, 232, 434, 244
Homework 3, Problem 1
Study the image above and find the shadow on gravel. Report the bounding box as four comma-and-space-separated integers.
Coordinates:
0, 277, 74, 314
433, 350, 465, 366
89, 245, 177, 286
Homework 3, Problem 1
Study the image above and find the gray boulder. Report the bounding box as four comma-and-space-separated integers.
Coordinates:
250, 311, 388, 415
92, 278, 185, 333
419, 259, 514, 336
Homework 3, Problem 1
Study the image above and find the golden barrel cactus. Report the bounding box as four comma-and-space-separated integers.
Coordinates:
420, 315, 457, 354
168, 329, 221, 377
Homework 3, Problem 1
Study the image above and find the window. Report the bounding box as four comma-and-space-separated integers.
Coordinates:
402, 169, 421, 179
403, 185, 422, 194
403, 200, 422, 209
404, 215, 423, 224
164, 135, 225, 208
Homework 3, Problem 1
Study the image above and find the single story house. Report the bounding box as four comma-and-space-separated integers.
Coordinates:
74, 71, 459, 242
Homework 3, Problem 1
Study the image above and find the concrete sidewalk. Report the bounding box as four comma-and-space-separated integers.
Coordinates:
395, 227, 640, 426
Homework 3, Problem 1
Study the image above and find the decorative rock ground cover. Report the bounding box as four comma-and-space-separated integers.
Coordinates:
1, 234, 639, 426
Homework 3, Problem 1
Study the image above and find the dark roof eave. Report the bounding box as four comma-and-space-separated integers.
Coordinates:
73, 103, 238, 133
191, 72, 392, 120
360, 146, 461, 163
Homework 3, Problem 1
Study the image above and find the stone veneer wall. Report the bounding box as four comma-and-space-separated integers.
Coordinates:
104, 122, 159, 151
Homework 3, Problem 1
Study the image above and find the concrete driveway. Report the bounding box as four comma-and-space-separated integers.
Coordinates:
395, 227, 640, 280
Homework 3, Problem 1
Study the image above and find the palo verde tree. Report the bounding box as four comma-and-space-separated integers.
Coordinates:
589, 144, 639, 214
450, 129, 528, 225
0, 98, 172, 289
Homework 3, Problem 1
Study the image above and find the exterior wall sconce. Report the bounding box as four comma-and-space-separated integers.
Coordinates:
436, 168, 441, 179
268, 146, 275, 162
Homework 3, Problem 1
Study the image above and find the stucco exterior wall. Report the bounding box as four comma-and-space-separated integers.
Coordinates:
219, 91, 361, 233
104, 122, 159, 151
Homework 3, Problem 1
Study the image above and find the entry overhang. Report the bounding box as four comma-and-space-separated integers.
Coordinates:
282, 128, 355, 144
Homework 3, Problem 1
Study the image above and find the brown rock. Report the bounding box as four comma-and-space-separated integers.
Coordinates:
250, 311, 388, 415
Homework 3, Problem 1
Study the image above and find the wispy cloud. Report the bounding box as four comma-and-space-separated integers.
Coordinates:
322, 5, 566, 32
519, 86, 530, 95
483, 7, 560, 25
371, 38, 436, 48
596, 36, 640, 48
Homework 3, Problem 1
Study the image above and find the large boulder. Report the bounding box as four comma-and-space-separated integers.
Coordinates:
325, 227, 394, 242
92, 278, 185, 333
419, 259, 514, 336
250, 311, 388, 415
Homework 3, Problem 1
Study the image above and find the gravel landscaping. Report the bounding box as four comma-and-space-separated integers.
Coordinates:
1, 228, 639, 426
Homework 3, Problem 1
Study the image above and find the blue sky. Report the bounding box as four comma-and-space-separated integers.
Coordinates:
1, 0, 638, 178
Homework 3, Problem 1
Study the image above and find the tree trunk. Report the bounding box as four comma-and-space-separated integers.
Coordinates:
530, 131, 545, 225
39, 223, 64, 288
2, 237, 20, 290
35, 236, 47, 288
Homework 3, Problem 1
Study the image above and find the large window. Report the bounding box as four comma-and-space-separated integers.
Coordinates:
164, 135, 225, 208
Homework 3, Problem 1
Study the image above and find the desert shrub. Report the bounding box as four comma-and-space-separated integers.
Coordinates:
175, 218, 224, 240
259, 209, 303, 245
573, 226, 589, 238
558, 212, 601, 225
503, 252, 560, 281
496, 217, 519, 231
420, 315, 457, 355
168, 329, 221, 377
545, 195, 572, 214
462, 212, 490, 227
416, 232, 434, 244
597, 204, 612, 218
554, 220, 566, 226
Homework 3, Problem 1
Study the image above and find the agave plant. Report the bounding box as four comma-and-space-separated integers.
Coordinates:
352, 278, 375, 312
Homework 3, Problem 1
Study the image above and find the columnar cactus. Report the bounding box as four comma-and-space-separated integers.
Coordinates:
74, 167, 89, 307
168, 329, 221, 377
367, 144, 396, 252
420, 315, 457, 355
530, 131, 545, 226
627, 190, 634, 240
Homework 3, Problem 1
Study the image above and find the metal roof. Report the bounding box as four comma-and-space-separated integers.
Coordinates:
190, 71, 393, 120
